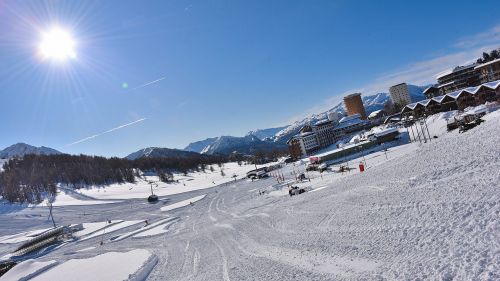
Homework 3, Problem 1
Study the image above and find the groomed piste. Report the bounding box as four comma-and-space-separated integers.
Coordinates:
1, 110, 499, 280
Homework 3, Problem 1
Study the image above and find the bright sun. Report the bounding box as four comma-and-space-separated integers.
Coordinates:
39, 27, 76, 61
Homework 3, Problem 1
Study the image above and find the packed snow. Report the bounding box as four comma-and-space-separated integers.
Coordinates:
79, 220, 143, 241
132, 219, 178, 238
0, 228, 52, 245
72, 220, 124, 238
160, 195, 206, 212
29, 249, 156, 281
0, 259, 57, 281
0, 110, 499, 280
110, 218, 178, 242
41, 189, 118, 207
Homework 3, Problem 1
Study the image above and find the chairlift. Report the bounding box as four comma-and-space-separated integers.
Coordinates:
147, 180, 159, 203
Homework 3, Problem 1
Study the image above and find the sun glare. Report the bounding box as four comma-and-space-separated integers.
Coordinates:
39, 27, 76, 62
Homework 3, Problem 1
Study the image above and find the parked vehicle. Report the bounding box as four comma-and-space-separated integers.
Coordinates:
288, 186, 307, 196
306, 164, 319, 171
457, 114, 484, 133
318, 163, 328, 172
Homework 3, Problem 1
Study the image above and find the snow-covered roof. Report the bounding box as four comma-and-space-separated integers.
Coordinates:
368, 109, 383, 119
431, 95, 446, 103
339, 113, 361, 123
344, 93, 361, 99
436, 63, 477, 80
474, 58, 500, 69
423, 85, 438, 94
299, 131, 315, 137
335, 116, 368, 130
482, 79, 500, 89
437, 81, 454, 88
373, 127, 398, 138
403, 79, 499, 114
435, 69, 453, 80
446, 90, 463, 99
404, 103, 419, 110
461, 86, 481, 94
418, 99, 432, 106
314, 119, 332, 126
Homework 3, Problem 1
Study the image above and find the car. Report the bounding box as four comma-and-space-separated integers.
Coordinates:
318, 163, 328, 172
288, 186, 306, 196
306, 164, 319, 171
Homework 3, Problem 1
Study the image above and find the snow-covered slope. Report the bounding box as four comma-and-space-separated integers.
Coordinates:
0, 143, 61, 159
183, 137, 218, 153
1, 110, 499, 280
201, 135, 285, 155
407, 84, 427, 102
125, 147, 202, 160
246, 126, 287, 141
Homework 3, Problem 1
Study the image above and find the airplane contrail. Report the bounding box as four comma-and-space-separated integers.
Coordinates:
130, 76, 166, 91
68, 118, 147, 146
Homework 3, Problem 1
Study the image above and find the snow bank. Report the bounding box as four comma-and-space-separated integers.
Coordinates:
0, 259, 57, 281
110, 217, 177, 242
132, 219, 178, 238
160, 195, 206, 212
72, 220, 123, 238
79, 220, 143, 241
45, 191, 118, 207
0, 228, 52, 244
30, 249, 157, 281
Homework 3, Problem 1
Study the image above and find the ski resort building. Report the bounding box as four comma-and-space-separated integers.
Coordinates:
402, 80, 500, 117
313, 119, 338, 148
436, 63, 481, 94
287, 114, 372, 158
286, 128, 321, 158
475, 58, 500, 84
343, 93, 367, 119
426, 59, 500, 99
389, 83, 412, 106
423, 85, 441, 99
310, 128, 400, 163
333, 114, 370, 135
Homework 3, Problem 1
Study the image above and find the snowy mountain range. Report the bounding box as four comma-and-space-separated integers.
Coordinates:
125, 147, 202, 160
199, 135, 285, 155
0, 143, 62, 159
245, 126, 288, 141
184, 84, 427, 151
183, 137, 218, 153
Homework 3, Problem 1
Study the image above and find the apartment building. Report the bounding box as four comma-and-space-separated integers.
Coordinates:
343, 93, 367, 119
475, 58, 500, 83
389, 83, 412, 106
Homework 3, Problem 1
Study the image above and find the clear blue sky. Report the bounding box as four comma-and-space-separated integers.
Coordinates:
1, 0, 499, 157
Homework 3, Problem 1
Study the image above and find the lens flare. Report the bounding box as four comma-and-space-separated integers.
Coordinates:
39, 27, 76, 61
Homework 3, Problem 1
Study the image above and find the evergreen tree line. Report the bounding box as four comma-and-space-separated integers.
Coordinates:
0, 153, 224, 203
476, 49, 500, 64
0, 148, 286, 203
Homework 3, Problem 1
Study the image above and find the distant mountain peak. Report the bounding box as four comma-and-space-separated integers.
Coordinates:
200, 135, 285, 155
0, 143, 62, 159
245, 126, 287, 141
125, 147, 201, 160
